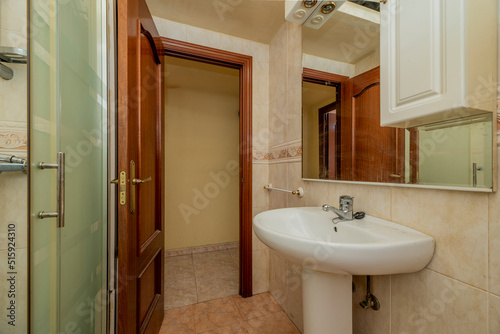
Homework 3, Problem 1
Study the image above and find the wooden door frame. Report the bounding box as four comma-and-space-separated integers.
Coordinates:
303, 68, 349, 180
154, 37, 253, 297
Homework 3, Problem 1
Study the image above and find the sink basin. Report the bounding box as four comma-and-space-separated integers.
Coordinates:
253, 207, 435, 275
253, 207, 435, 334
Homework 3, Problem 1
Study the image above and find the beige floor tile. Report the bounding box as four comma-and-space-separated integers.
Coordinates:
198, 318, 249, 334
233, 292, 282, 320
244, 311, 300, 334
160, 305, 196, 334
193, 250, 231, 260
166, 254, 193, 263
193, 251, 238, 276
165, 277, 198, 310
196, 269, 239, 302
194, 297, 243, 333
165, 255, 195, 282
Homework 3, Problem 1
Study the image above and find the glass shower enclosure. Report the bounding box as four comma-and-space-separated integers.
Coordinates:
30, 0, 108, 333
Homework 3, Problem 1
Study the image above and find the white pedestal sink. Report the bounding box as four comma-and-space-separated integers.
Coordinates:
253, 207, 435, 334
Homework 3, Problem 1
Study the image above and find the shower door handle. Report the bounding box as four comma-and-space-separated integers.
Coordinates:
38, 152, 65, 228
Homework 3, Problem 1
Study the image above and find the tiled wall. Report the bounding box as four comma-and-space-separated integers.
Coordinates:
267, 20, 500, 334
0, 0, 28, 333
153, 16, 271, 295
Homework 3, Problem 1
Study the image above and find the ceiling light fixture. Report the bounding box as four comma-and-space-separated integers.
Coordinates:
303, 0, 318, 8
304, 1, 344, 29
286, 0, 345, 29
321, 2, 337, 14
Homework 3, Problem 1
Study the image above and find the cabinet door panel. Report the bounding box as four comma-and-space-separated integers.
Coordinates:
396, 0, 443, 105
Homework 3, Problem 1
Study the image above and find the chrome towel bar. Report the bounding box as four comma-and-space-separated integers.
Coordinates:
264, 184, 304, 198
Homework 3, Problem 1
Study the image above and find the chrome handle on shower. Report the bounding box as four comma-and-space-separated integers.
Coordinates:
38, 152, 65, 228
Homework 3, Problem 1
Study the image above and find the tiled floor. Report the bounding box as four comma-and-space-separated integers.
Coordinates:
165, 248, 240, 309
159, 293, 301, 334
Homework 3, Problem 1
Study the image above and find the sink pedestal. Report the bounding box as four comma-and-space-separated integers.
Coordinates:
302, 268, 352, 334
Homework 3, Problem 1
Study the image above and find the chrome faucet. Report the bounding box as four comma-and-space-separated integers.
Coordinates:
322, 195, 354, 221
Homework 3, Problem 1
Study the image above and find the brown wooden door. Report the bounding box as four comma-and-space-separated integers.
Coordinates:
117, 0, 165, 333
342, 67, 405, 183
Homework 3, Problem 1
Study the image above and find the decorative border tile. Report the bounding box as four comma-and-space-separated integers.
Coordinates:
253, 140, 302, 163
0, 121, 27, 156
165, 241, 239, 258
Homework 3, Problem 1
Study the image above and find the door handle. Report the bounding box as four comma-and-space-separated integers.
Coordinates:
132, 176, 152, 185
38, 152, 65, 228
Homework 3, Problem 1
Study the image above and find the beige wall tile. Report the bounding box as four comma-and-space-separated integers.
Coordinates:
490, 293, 500, 334
0, 63, 27, 122
269, 95, 287, 146
286, 162, 306, 208
0, 28, 26, 50
252, 103, 269, 148
220, 33, 250, 55
253, 249, 270, 295
252, 163, 269, 208
286, 266, 303, 333
252, 229, 268, 252
269, 163, 288, 210
252, 206, 270, 252
286, 88, 302, 143
304, 181, 342, 207
269, 250, 288, 309
391, 187, 488, 289
488, 188, 500, 296
0, 174, 27, 249
185, 25, 222, 49
1, 0, 27, 34
391, 269, 488, 334
352, 275, 390, 334
253, 61, 270, 107
338, 183, 391, 220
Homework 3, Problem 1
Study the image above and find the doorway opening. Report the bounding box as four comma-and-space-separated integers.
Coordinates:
157, 38, 253, 301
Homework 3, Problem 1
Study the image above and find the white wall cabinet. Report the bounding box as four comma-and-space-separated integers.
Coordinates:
380, 0, 497, 127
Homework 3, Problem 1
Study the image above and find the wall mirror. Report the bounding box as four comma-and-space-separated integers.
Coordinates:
301, 1, 495, 191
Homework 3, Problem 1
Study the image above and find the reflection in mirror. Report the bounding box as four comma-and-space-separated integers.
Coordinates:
301, 1, 494, 190
302, 72, 494, 189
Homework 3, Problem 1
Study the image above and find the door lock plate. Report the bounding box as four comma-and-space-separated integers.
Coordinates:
119, 171, 126, 205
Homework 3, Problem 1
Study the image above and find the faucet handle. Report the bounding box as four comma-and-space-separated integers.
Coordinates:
339, 195, 353, 213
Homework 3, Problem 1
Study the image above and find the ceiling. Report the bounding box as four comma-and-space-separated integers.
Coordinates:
302, 4, 380, 64
147, 0, 380, 64
145, 0, 286, 44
